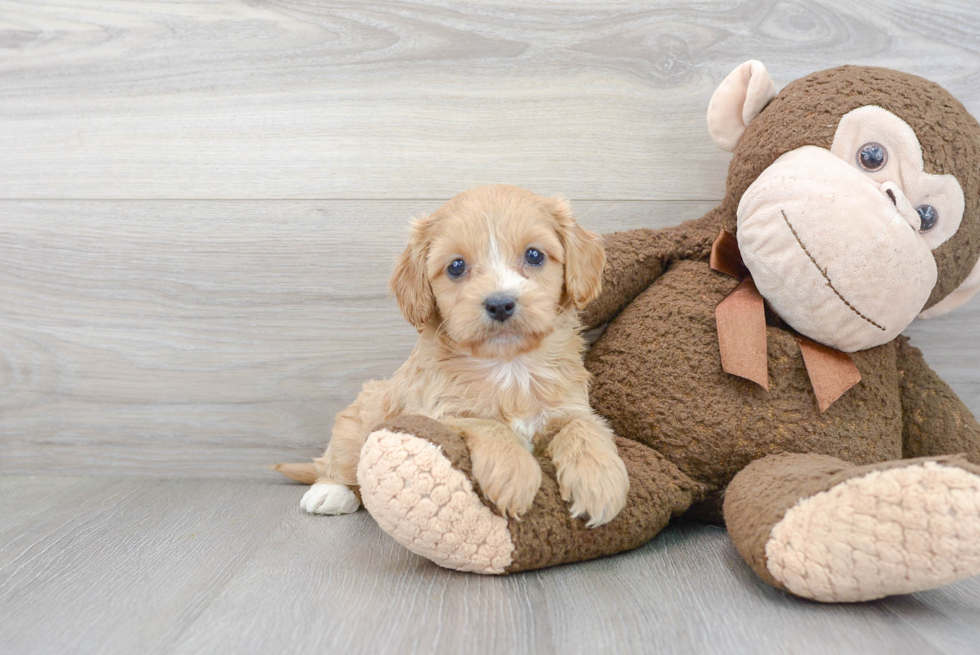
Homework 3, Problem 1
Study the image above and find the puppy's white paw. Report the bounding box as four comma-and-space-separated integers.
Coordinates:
554, 449, 629, 528
300, 482, 360, 515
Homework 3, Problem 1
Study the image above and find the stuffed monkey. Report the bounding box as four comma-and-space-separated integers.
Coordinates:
331, 62, 980, 602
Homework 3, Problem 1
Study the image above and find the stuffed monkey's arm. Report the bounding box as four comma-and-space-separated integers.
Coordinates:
896, 336, 980, 464
581, 208, 724, 330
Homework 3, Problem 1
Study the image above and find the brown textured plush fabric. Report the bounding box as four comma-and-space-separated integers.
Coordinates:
723, 452, 980, 589
505, 437, 707, 573
581, 208, 724, 331
587, 259, 904, 493
896, 336, 980, 464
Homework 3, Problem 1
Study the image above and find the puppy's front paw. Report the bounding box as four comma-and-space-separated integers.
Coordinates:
471, 444, 542, 519
300, 482, 360, 515
553, 449, 629, 528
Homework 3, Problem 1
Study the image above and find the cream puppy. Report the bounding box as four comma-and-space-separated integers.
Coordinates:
301, 185, 628, 527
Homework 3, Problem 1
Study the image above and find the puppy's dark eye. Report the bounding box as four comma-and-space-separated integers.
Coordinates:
447, 258, 467, 278
858, 142, 887, 171
524, 248, 545, 266
917, 204, 938, 232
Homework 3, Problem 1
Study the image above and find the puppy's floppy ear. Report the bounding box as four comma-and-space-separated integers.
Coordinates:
548, 197, 605, 309
389, 214, 436, 330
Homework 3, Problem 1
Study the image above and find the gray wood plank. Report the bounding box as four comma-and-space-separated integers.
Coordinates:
525, 523, 953, 655
880, 583, 980, 655
3, 476, 979, 655
165, 489, 980, 655
0, 475, 118, 537
0, 476, 297, 655
3, 0, 980, 199
905, 304, 980, 414
0, 199, 715, 477
169, 498, 545, 655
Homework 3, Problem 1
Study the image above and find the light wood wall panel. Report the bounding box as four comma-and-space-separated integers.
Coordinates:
3, 1, 980, 477
2, 0, 980, 199
0, 200, 706, 475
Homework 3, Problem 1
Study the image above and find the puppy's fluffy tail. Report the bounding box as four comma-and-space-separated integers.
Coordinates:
271, 462, 318, 484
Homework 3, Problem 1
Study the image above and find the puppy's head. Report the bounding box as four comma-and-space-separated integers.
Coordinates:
390, 185, 604, 359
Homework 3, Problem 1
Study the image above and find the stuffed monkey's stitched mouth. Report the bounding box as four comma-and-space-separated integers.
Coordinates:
779, 210, 887, 333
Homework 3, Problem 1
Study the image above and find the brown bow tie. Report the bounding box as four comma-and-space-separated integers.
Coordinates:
710, 230, 861, 412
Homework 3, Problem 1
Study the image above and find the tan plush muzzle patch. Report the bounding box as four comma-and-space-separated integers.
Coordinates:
737, 147, 937, 353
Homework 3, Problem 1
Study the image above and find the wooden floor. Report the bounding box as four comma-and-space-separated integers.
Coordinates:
3, 1, 980, 653
2, 476, 980, 655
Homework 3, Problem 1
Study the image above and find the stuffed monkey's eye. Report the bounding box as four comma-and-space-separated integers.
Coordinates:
916, 205, 938, 232
858, 142, 888, 171
524, 248, 545, 266
447, 258, 467, 278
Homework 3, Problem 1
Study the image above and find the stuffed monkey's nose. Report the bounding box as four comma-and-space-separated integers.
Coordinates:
881, 181, 921, 230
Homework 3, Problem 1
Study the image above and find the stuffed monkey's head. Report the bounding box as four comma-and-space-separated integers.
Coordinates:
707, 61, 980, 352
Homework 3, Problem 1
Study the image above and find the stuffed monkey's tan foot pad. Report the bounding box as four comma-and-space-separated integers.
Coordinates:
357, 429, 515, 574
766, 461, 980, 602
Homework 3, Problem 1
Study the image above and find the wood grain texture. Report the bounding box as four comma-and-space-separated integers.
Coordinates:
2, 476, 979, 655
4, 2, 980, 653
0, 199, 718, 476
0, 476, 297, 655
1, 199, 978, 477
3, 0, 980, 199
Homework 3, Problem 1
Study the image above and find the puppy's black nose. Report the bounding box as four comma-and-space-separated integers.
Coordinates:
485, 296, 516, 322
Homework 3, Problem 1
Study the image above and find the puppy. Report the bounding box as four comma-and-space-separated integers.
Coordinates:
300, 185, 629, 527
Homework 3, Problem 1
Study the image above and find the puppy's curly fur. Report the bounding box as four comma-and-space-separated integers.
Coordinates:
301, 185, 628, 527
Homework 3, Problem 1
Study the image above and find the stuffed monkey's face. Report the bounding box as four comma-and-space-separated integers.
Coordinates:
707, 62, 980, 353
737, 107, 964, 352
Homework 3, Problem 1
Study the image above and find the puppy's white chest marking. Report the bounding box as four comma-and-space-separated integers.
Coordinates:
468, 352, 560, 450
482, 357, 535, 394
473, 357, 551, 450
509, 415, 545, 451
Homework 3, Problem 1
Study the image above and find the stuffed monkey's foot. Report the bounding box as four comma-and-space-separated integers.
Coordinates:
356, 417, 515, 574
725, 453, 980, 602
357, 416, 708, 574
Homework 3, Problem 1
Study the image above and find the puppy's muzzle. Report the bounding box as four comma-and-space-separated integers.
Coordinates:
484, 295, 516, 322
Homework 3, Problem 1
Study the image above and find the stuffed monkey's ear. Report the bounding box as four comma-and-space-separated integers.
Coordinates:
389, 214, 436, 330
707, 60, 776, 152
548, 197, 605, 309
